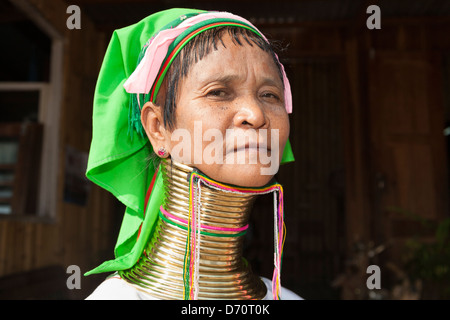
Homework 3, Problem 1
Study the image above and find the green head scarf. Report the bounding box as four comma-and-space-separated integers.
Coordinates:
85, 8, 294, 276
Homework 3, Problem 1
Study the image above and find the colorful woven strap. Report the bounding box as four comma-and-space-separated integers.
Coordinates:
182, 170, 285, 300
159, 206, 248, 237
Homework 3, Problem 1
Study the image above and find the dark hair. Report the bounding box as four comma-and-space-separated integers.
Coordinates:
155, 26, 284, 130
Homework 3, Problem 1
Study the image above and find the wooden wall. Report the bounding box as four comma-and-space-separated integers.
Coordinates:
250, 16, 450, 299
0, 0, 119, 299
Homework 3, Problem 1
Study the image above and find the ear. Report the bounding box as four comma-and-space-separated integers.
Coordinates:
141, 101, 170, 157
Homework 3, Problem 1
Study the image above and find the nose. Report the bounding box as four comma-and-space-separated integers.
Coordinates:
233, 95, 268, 129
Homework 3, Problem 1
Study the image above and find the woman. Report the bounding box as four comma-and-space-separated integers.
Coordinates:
85, 8, 300, 300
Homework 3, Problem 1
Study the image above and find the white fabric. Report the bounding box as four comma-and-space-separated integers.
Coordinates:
86, 274, 302, 300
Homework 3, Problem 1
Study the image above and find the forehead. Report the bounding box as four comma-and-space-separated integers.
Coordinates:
173, 27, 283, 81
184, 33, 283, 85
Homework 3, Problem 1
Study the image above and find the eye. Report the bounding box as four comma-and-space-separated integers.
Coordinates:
261, 91, 281, 101
206, 89, 227, 98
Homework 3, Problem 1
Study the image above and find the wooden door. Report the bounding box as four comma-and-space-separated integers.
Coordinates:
368, 52, 449, 251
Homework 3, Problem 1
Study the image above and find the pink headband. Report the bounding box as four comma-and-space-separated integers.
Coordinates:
123, 11, 292, 114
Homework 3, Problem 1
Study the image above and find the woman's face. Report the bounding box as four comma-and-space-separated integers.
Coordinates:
165, 33, 290, 187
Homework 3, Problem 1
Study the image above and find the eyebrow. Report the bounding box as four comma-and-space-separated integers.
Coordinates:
198, 73, 283, 88
198, 74, 238, 86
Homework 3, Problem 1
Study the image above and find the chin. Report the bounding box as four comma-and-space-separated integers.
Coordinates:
200, 163, 277, 188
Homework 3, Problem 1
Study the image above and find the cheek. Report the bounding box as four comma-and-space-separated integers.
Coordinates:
168, 110, 230, 163
271, 112, 290, 157
281, 115, 290, 141
272, 110, 290, 139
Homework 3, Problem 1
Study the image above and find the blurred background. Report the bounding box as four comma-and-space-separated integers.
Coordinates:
0, 0, 449, 300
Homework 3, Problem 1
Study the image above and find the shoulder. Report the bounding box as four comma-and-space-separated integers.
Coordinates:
261, 277, 303, 300
85, 274, 158, 300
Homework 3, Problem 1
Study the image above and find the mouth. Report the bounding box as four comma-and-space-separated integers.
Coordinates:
231, 142, 271, 154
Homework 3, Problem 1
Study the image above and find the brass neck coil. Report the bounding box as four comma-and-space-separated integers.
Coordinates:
119, 159, 267, 300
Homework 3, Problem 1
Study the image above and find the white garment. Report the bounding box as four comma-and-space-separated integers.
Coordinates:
86, 274, 302, 300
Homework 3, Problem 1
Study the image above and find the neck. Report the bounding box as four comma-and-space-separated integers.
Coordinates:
120, 158, 267, 299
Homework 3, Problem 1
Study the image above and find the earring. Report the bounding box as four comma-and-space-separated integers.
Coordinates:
157, 147, 167, 157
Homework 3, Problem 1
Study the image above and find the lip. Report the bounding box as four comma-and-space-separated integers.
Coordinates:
230, 142, 270, 154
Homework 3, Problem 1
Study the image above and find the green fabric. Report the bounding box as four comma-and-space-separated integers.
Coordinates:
84, 8, 294, 276
282, 139, 295, 164
128, 11, 202, 138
